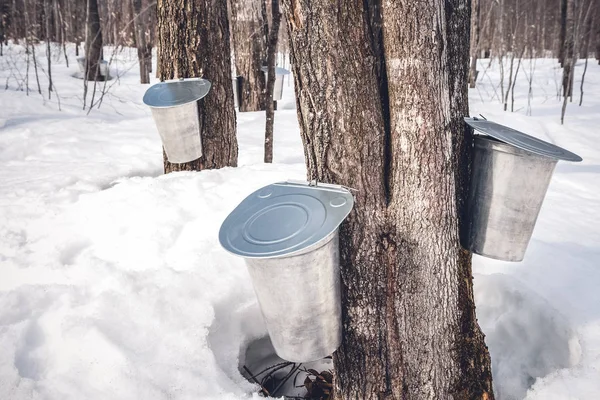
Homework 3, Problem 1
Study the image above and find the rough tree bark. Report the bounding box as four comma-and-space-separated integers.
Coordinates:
264, 0, 280, 164
132, 0, 151, 84
596, 3, 600, 64
469, 0, 481, 87
85, 0, 104, 81
281, 1, 494, 399
229, 0, 268, 111
156, 0, 238, 174
559, 0, 568, 65
0, 2, 6, 56
562, 0, 576, 98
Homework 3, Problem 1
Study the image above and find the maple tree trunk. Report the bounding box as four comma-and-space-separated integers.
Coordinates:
562, 0, 575, 98
229, 0, 267, 112
85, 0, 104, 81
156, 0, 238, 173
132, 0, 150, 84
470, 0, 481, 87
282, 0, 494, 398
264, 0, 280, 163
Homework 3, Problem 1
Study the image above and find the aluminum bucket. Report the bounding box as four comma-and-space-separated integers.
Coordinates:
219, 181, 353, 362
244, 230, 341, 362
232, 76, 241, 108
262, 67, 290, 101
463, 136, 557, 261
76, 57, 108, 77
142, 79, 211, 164
262, 74, 285, 101
149, 103, 202, 163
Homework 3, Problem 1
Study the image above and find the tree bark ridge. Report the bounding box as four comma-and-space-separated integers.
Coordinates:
282, 1, 494, 398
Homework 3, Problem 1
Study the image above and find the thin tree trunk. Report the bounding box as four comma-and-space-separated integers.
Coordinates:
504, 52, 515, 111
85, 0, 104, 81
281, 0, 494, 398
469, 0, 481, 87
132, 0, 150, 83
229, 0, 268, 112
156, 0, 238, 173
57, 2, 69, 67
596, 4, 600, 64
511, 49, 525, 112
562, 0, 575, 98
44, 0, 52, 99
559, 0, 568, 65
264, 0, 280, 164
31, 40, 42, 95
0, 2, 5, 56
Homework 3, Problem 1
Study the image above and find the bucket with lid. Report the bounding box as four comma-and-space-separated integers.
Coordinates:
462, 117, 582, 261
142, 78, 211, 163
219, 181, 354, 362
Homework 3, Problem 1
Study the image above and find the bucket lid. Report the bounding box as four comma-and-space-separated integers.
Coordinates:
143, 78, 212, 108
260, 66, 291, 75
219, 181, 354, 259
464, 117, 582, 162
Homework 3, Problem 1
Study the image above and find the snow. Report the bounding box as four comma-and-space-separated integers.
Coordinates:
1, 43, 600, 399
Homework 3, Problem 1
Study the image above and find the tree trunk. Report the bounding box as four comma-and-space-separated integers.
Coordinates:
596, 3, 600, 63
470, 0, 481, 87
562, 0, 576, 98
264, 0, 280, 163
85, 0, 104, 81
132, 0, 150, 84
559, 0, 568, 65
229, 0, 268, 112
44, 0, 52, 98
156, 0, 238, 174
0, 1, 6, 56
282, 0, 494, 399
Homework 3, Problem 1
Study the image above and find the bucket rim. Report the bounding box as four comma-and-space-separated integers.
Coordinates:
143, 78, 212, 108
465, 117, 582, 162
219, 181, 353, 259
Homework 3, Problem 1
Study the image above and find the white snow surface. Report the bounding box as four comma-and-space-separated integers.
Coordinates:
1, 43, 599, 399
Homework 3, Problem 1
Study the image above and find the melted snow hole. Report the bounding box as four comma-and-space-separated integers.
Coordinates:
474, 273, 582, 400
239, 336, 332, 398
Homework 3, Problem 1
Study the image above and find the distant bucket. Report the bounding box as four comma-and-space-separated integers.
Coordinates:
261, 66, 290, 101
142, 78, 211, 164
232, 75, 242, 108
462, 118, 582, 262
76, 57, 108, 77
219, 181, 354, 362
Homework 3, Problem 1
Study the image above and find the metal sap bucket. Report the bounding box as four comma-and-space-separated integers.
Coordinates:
142, 78, 211, 164
462, 118, 582, 261
219, 181, 354, 362
76, 57, 109, 77
261, 66, 290, 101
232, 76, 242, 108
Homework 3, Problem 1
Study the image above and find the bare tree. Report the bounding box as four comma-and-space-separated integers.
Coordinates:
229, 0, 268, 111
470, 0, 481, 87
281, 0, 494, 398
85, 0, 105, 81
132, 0, 152, 84
156, 0, 238, 173
263, 0, 280, 164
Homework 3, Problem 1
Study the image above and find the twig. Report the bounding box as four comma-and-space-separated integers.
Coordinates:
243, 365, 272, 397
271, 363, 302, 397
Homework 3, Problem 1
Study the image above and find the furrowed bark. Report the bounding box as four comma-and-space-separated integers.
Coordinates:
156, 0, 238, 174
229, 0, 268, 111
264, 0, 280, 163
281, 0, 494, 398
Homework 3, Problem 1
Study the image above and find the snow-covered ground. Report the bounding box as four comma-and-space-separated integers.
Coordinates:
0, 43, 599, 399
